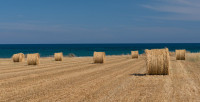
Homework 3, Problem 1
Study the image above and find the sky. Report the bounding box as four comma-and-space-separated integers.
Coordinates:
0, 0, 200, 44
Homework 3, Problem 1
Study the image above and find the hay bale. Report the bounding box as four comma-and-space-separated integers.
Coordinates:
176, 50, 186, 60
145, 48, 170, 75
131, 51, 139, 59
27, 54, 40, 65
93, 52, 105, 63
12, 53, 25, 62
54, 52, 63, 61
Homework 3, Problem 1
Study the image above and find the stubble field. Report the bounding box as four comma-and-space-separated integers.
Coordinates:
0, 54, 200, 102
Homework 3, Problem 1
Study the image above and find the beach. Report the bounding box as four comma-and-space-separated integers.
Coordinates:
0, 53, 200, 101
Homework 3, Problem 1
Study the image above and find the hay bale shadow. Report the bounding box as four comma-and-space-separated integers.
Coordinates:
129, 73, 146, 76
90, 63, 104, 64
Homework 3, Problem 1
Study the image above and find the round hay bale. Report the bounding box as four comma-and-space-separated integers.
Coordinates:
54, 52, 63, 61
27, 54, 40, 65
176, 50, 186, 60
93, 52, 105, 63
145, 48, 170, 75
12, 53, 25, 62
131, 51, 139, 59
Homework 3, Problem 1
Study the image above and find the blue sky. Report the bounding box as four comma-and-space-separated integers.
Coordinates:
0, 0, 200, 44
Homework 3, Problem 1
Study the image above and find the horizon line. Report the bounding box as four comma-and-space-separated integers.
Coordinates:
0, 43, 200, 45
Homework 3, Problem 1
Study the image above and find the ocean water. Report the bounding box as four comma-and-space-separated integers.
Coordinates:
0, 43, 200, 58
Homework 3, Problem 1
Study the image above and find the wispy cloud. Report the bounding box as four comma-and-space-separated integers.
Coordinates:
142, 0, 200, 21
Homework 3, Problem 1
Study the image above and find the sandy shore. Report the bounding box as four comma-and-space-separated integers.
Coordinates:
0, 54, 200, 101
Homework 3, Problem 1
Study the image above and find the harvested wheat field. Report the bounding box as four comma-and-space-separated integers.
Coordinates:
0, 53, 200, 102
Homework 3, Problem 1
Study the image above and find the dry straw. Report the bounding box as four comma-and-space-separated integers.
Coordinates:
176, 50, 186, 60
27, 53, 40, 65
12, 53, 25, 62
54, 52, 63, 61
131, 51, 139, 59
93, 52, 105, 63
145, 48, 170, 75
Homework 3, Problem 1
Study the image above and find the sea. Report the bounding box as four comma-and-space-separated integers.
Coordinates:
0, 43, 200, 58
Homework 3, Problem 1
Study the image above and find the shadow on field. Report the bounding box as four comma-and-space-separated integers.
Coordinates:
129, 73, 146, 76
90, 63, 105, 64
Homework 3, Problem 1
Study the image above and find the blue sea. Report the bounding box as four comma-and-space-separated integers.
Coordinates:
0, 43, 200, 58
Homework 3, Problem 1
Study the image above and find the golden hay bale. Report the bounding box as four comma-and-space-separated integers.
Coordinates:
27, 54, 40, 65
145, 48, 170, 75
54, 52, 63, 61
131, 51, 139, 59
12, 53, 25, 62
93, 52, 105, 63
176, 50, 186, 60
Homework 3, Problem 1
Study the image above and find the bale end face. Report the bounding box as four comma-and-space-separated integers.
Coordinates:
27, 54, 40, 65
12, 53, 25, 62
146, 48, 170, 75
93, 52, 105, 63
176, 50, 186, 60
131, 51, 139, 59
54, 53, 63, 61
